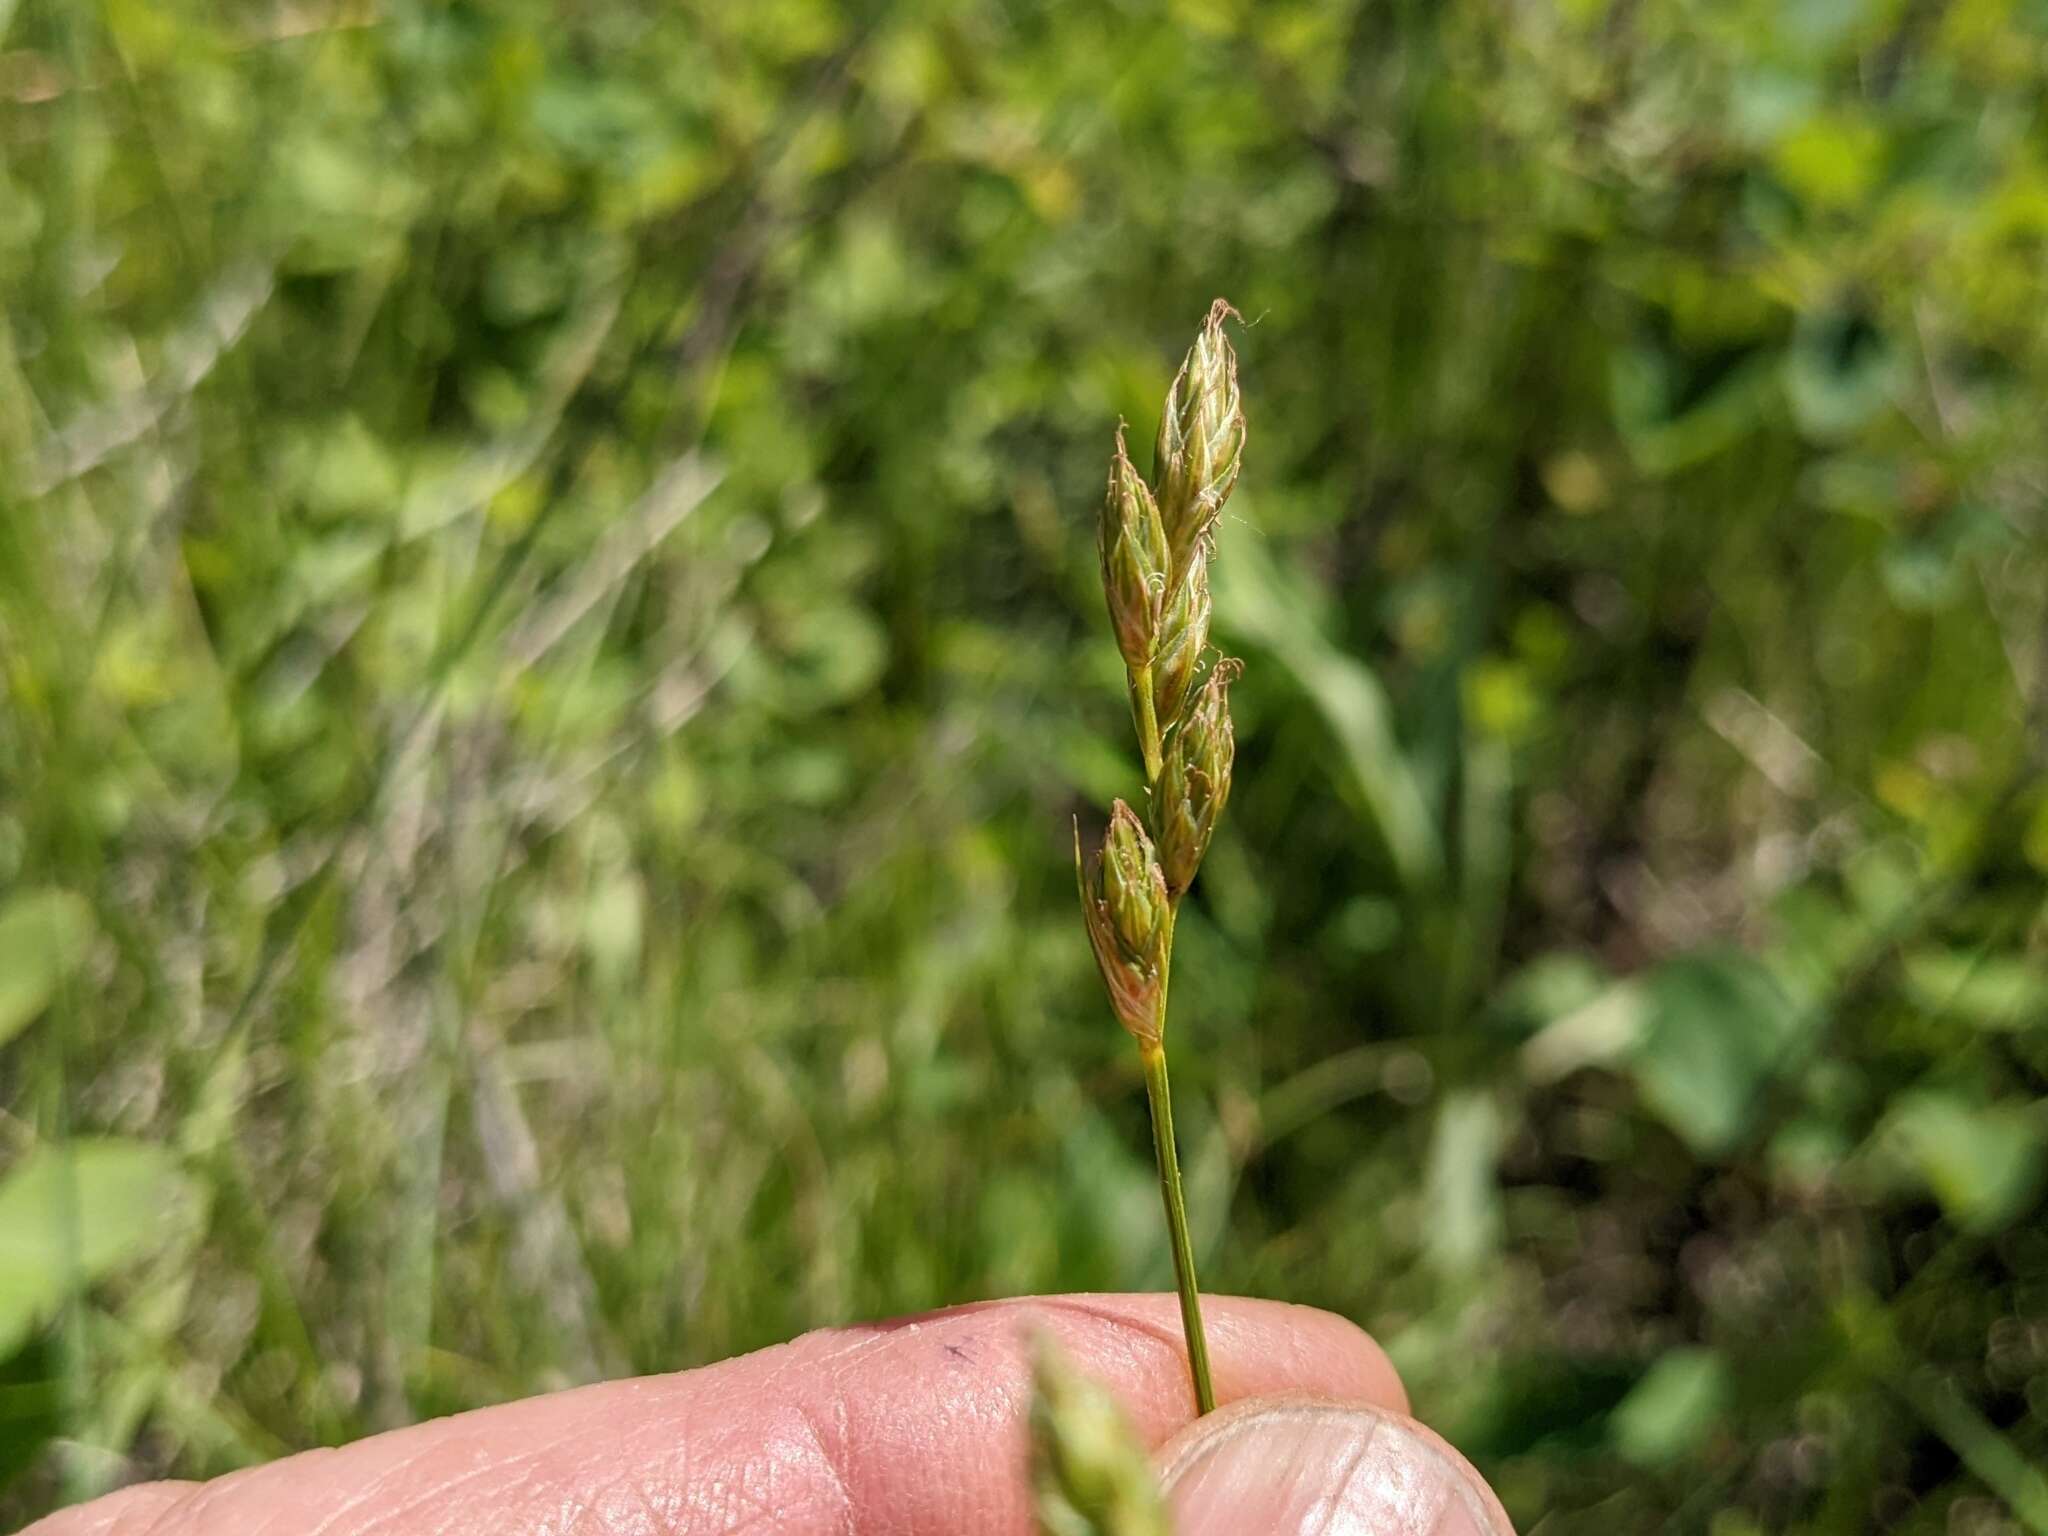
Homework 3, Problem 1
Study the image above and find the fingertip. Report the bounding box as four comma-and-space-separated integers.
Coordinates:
919, 1293, 1405, 1444
1158, 1398, 1513, 1536
1201, 1296, 1408, 1417
791, 1291, 1408, 1528
15, 1296, 1413, 1536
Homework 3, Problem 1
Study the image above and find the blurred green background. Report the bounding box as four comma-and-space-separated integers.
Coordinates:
3, 0, 2047, 1529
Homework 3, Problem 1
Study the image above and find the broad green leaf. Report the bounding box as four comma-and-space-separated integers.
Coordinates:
1610, 1348, 1730, 1466
1629, 951, 1805, 1156
1902, 950, 2048, 1031
0, 890, 94, 1049
1883, 1092, 2044, 1235
0, 1140, 193, 1358
1525, 951, 1809, 1157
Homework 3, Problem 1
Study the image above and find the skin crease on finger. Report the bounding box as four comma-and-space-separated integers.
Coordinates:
22, 1293, 1407, 1536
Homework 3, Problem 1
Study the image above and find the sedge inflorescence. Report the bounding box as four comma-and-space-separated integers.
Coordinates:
1077, 300, 1245, 1049
1073, 300, 1246, 1419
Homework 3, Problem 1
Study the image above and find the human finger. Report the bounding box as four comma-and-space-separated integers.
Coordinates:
1158, 1396, 1513, 1535
25, 1292, 1404, 1536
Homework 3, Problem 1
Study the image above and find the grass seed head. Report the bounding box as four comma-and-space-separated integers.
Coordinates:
1076, 807, 1168, 1044
1101, 800, 1169, 964
1154, 299, 1244, 580
1147, 542, 1210, 734
1157, 659, 1239, 895
1075, 298, 1242, 1420
1099, 426, 1169, 674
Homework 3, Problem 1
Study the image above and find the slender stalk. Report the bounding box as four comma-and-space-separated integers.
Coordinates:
1139, 1035, 1214, 1415
1136, 752, 1213, 1414
1136, 505, 1212, 1418
1079, 301, 1244, 1425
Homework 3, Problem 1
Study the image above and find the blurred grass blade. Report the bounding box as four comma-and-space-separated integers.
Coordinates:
1213, 526, 1440, 889
1424, 1089, 1503, 1278
1895, 1365, 2048, 1534
0, 890, 93, 1049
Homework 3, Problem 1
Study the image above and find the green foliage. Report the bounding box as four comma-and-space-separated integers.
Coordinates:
0, 891, 92, 1048
0, 1142, 195, 1361
1610, 1346, 1732, 1469
2, 0, 2046, 1530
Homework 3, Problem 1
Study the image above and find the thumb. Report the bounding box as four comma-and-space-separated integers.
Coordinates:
1155, 1397, 1514, 1536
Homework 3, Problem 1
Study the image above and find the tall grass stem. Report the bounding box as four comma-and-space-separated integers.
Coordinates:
1140, 1034, 1214, 1415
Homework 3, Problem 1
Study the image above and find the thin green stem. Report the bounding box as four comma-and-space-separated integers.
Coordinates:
1156, 901, 1176, 1018
1140, 1032, 1214, 1415
1134, 661, 1207, 1412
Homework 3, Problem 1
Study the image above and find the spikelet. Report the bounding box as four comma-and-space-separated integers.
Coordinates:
1157, 660, 1239, 896
1076, 803, 1169, 1045
1030, 1333, 1174, 1536
1132, 302, 1241, 743
1099, 426, 1169, 675
1148, 543, 1210, 734
1154, 298, 1244, 588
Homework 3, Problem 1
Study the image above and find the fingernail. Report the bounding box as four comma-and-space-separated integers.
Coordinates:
1157, 1398, 1513, 1536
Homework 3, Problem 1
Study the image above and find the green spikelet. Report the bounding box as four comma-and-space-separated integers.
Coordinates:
1030, 1333, 1175, 1536
1157, 660, 1238, 896
1076, 803, 1170, 1045
1154, 298, 1244, 586
1149, 543, 1210, 734
1100, 426, 1169, 676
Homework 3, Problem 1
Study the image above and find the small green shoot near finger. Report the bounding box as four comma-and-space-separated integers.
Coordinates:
1030, 1333, 1174, 1536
